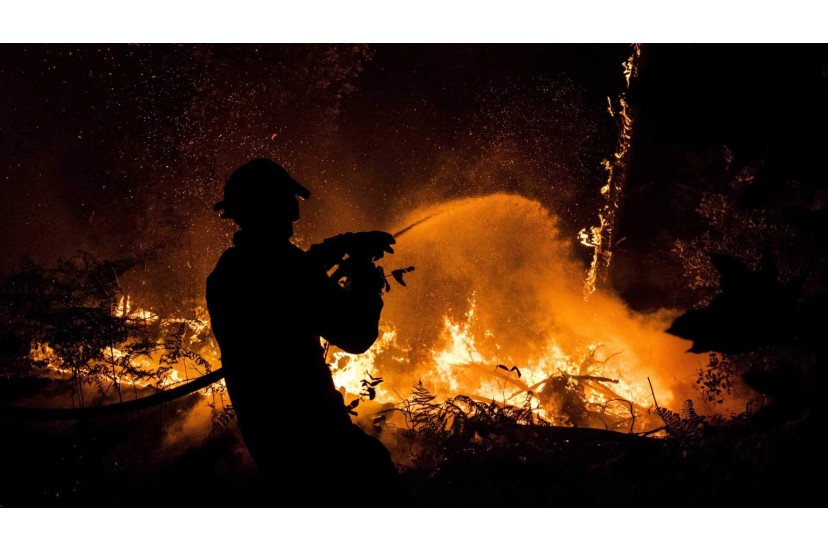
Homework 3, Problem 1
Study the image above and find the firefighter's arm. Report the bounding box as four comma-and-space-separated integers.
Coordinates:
306, 233, 356, 271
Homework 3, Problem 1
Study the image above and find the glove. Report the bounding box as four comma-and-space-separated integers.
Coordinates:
350, 231, 395, 261
306, 233, 356, 270
308, 231, 396, 268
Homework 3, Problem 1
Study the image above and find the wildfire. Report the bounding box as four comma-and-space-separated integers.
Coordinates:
29, 294, 223, 402
329, 296, 659, 431
25, 193, 708, 437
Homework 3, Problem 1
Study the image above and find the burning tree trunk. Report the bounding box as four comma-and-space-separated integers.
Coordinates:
580, 44, 641, 298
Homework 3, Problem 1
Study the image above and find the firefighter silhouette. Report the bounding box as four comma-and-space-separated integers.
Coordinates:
207, 158, 402, 505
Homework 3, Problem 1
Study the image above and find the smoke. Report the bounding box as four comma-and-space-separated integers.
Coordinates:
370, 193, 709, 410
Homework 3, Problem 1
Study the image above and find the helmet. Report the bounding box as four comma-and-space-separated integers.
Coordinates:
213, 158, 311, 220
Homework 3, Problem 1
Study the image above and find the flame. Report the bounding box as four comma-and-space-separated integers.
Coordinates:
29, 341, 67, 374
330, 290, 663, 430
580, 43, 641, 299
414, 302, 653, 427
30, 294, 222, 398
113, 295, 159, 323
329, 327, 401, 403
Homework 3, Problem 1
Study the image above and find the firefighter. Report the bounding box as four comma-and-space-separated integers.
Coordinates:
206, 158, 401, 505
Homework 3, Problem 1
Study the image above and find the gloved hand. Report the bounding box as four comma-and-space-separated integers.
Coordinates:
308, 231, 396, 269
307, 233, 356, 269
349, 231, 395, 261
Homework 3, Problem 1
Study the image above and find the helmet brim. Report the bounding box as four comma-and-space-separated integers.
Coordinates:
213, 181, 310, 217
293, 181, 311, 200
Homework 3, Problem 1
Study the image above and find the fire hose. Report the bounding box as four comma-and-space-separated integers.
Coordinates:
0, 369, 226, 420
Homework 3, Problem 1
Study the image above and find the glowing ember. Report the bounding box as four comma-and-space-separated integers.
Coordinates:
29, 342, 66, 374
